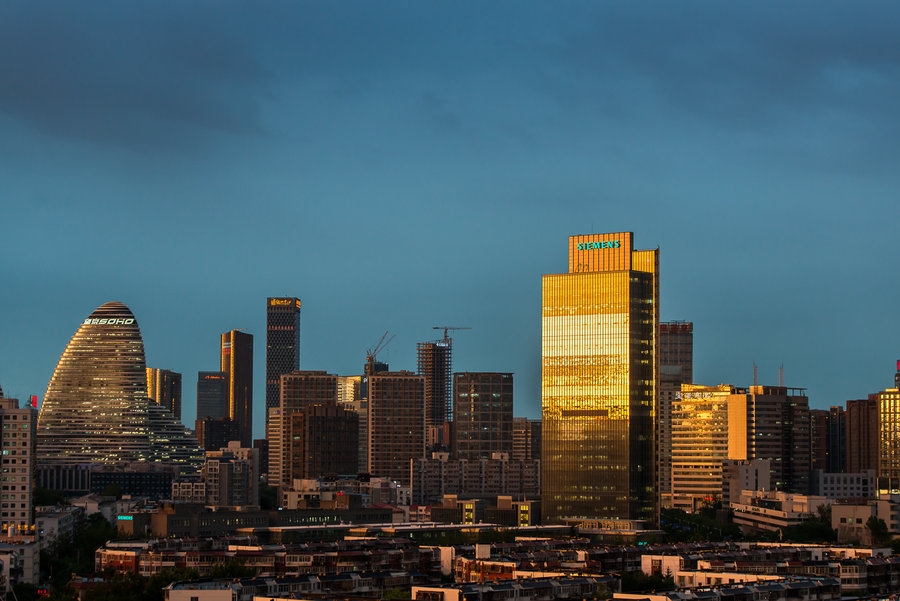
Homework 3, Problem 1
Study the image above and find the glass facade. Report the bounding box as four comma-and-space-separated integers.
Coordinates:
265, 297, 301, 413
670, 384, 743, 512
37, 302, 203, 471
541, 232, 658, 524
221, 330, 253, 447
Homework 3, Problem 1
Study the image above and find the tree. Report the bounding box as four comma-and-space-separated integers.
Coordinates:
866, 515, 891, 546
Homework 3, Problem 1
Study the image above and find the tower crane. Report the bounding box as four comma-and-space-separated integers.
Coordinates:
432, 326, 472, 343
366, 331, 395, 366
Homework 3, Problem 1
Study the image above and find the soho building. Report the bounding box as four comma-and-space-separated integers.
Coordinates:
37, 302, 203, 471
541, 232, 658, 525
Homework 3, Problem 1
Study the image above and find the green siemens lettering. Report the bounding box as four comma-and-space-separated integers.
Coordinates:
578, 240, 620, 251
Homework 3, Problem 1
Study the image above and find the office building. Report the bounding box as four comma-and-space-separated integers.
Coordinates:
196, 372, 228, 420
265, 297, 301, 420
669, 384, 745, 512
37, 302, 203, 471
146, 368, 182, 420
541, 232, 658, 524
658, 321, 693, 508
810, 409, 829, 472
875, 363, 900, 492
221, 330, 253, 448
729, 385, 811, 494
0, 391, 36, 537
194, 416, 240, 452
453, 372, 513, 461
368, 371, 425, 484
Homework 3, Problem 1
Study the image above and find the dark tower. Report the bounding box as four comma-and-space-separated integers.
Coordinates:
221, 330, 253, 448
265, 298, 301, 431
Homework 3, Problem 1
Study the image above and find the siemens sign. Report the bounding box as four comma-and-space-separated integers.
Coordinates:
577, 240, 620, 250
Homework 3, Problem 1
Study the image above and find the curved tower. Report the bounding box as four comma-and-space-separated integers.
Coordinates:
38, 302, 202, 470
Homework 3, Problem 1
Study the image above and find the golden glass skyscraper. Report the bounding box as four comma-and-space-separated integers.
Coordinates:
541, 232, 658, 524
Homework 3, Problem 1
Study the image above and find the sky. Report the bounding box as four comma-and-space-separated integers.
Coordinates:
1, 2, 898, 440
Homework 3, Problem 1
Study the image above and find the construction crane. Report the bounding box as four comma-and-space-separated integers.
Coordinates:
366, 331, 395, 366
432, 326, 471, 343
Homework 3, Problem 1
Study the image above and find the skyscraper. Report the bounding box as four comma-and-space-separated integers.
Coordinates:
265, 298, 301, 424
146, 368, 182, 420
453, 372, 514, 461
37, 301, 203, 470
220, 330, 253, 448
541, 232, 658, 524
196, 371, 228, 420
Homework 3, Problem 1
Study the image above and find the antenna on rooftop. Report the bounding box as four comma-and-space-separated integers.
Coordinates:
778, 364, 784, 387
753, 362, 758, 387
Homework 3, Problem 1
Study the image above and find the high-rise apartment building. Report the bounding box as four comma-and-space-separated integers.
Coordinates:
272, 370, 358, 486
221, 330, 253, 448
265, 297, 301, 419
418, 337, 453, 429
146, 368, 182, 421
541, 232, 658, 524
367, 371, 425, 484
453, 372, 514, 461
37, 302, 203, 471
847, 396, 879, 474
0, 390, 36, 537
658, 321, 693, 509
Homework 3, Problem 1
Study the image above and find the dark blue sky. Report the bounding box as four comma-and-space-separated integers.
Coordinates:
2, 2, 898, 439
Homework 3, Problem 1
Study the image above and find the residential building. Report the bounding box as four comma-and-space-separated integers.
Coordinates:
0, 393, 36, 537
368, 371, 425, 484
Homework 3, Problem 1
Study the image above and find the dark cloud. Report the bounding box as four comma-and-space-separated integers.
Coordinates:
0, 3, 270, 152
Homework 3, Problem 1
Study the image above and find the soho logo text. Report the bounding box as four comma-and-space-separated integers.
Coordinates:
83, 318, 135, 325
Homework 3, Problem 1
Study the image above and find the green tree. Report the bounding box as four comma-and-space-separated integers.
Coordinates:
866, 515, 891, 546
259, 483, 278, 510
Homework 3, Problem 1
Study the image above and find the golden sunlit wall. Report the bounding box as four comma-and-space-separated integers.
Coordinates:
541, 232, 658, 524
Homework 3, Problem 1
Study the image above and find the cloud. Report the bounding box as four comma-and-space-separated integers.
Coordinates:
0, 3, 270, 152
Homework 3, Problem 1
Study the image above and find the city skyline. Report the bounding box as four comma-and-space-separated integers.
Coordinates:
2, 3, 898, 440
